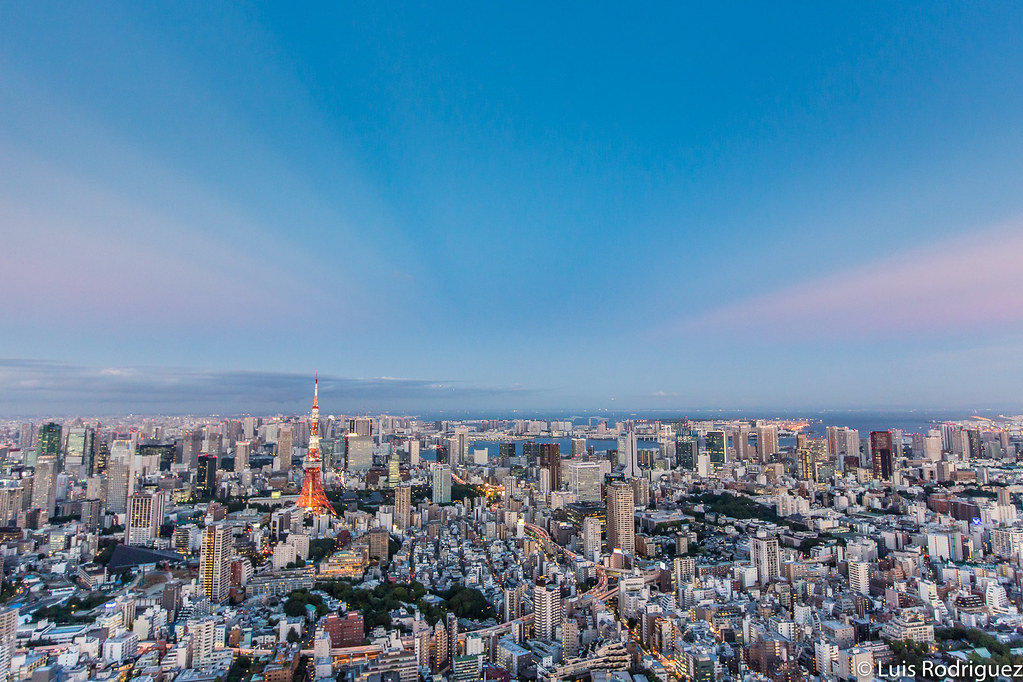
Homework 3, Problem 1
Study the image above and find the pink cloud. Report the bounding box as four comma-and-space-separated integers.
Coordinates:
686, 223, 1023, 338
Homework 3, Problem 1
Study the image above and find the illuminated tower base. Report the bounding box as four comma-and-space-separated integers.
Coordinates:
297, 464, 335, 515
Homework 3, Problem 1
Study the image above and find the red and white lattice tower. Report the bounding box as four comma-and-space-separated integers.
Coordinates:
296, 375, 336, 515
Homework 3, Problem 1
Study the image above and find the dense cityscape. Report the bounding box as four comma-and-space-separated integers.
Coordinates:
0, 382, 1021, 682
5, 4, 1023, 682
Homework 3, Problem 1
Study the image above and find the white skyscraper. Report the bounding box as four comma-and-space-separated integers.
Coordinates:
533, 578, 562, 641
125, 490, 166, 547
751, 531, 780, 585
849, 561, 870, 595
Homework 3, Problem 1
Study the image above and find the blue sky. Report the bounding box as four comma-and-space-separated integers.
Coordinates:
2, 2, 1023, 415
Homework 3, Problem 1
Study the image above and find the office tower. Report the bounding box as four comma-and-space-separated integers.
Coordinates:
200, 523, 231, 603
582, 516, 602, 559
234, 441, 250, 473
533, 578, 562, 641
618, 430, 638, 478
0, 607, 17, 682
571, 438, 587, 457
298, 378, 336, 515
19, 423, 34, 449
349, 417, 373, 437
388, 451, 400, 486
676, 434, 697, 470
522, 441, 539, 467
38, 422, 62, 471
756, 425, 779, 462
564, 461, 602, 503
180, 431, 202, 470
605, 479, 635, 555
104, 441, 134, 514
751, 531, 780, 585
705, 431, 726, 464
539, 442, 562, 491
870, 431, 894, 481
498, 442, 516, 464
733, 423, 751, 460
276, 426, 294, 471
65, 425, 95, 475
345, 434, 373, 473
31, 458, 56, 513
408, 438, 420, 467
849, 561, 870, 595
453, 426, 469, 465
395, 484, 412, 530
125, 491, 166, 547
433, 465, 452, 504
196, 455, 217, 498
80, 498, 102, 531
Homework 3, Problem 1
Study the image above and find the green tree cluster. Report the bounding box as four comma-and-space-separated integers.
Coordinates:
283, 589, 329, 619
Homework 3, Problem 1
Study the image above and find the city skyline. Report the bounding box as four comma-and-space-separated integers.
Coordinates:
4, 4, 1023, 412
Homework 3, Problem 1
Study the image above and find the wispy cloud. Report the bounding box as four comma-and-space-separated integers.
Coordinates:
0, 359, 543, 417
681, 223, 1023, 339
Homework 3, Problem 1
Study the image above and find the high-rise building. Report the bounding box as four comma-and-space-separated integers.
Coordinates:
234, 441, 250, 473
618, 430, 638, 478
38, 422, 62, 471
751, 531, 780, 585
676, 434, 697, 470
65, 425, 95, 475
564, 461, 602, 503
582, 516, 602, 559
733, 423, 751, 461
605, 478, 635, 555
539, 442, 562, 492
104, 441, 134, 514
345, 435, 373, 473
533, 578, 562, 641
453, 426, 469, 465
756, 425, 779, 463
570, 438, 587, 457
349, 417, 373, 437
180, 431, 202, 470
502, 584, 522, 623
849, 561, 870, 595
125, 491, 165, 547
870, 431, 894, 481
276, 426, 294, 471
407, 439, 420, 467
705, 431, 726, 464
31, 457, 56, 513
0, 607, 17, 682
200, 523, 231, 603
395, 484, 412, 530
196, 455, 217, 498
433, 465, 452, 504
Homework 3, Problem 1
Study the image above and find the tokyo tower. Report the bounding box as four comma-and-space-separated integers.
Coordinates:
297, 375, 336, 515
